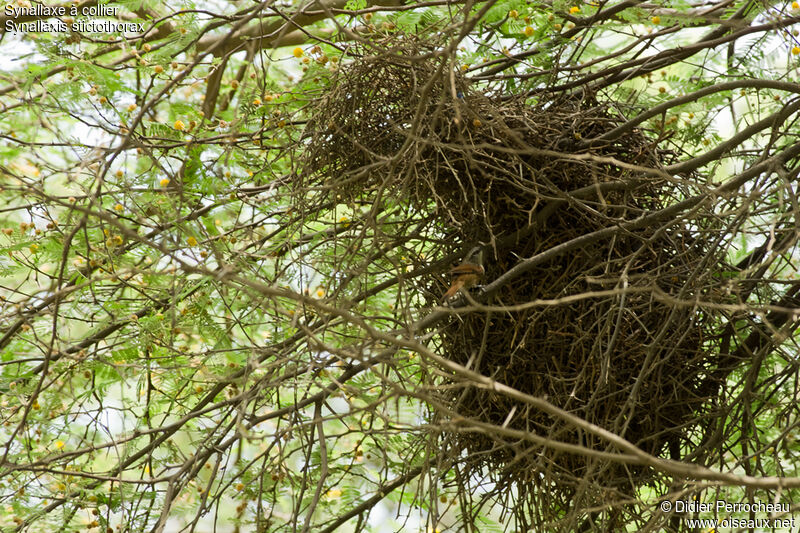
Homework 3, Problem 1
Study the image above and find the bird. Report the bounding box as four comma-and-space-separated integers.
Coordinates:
442, 247, 485, 302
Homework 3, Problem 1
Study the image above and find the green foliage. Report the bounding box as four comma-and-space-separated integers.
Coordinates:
1, 0, 800, 531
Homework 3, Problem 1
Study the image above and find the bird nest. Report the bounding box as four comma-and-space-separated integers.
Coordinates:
300, 37, 727, 527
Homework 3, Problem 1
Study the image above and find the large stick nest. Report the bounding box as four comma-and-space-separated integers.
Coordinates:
300, 37, 727, 527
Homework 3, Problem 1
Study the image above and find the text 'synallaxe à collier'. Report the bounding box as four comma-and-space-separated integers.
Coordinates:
5, 4, 119, 17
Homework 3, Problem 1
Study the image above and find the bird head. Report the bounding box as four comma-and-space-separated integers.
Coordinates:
465, 246, 484, 268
